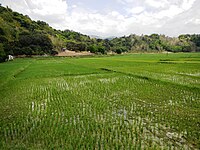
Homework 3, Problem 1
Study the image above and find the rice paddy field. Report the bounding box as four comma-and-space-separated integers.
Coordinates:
0, 53, 200, 149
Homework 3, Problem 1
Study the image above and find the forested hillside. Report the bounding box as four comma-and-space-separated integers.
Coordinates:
110, 34, 200, 54
0, 5, 200, 62
0, 5, 108, 62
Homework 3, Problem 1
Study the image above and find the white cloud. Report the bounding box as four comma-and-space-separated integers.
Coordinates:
181, 0, 196, 10
1, 0, 68, 25
72, 5, 77, 8
27, 0, 67, 15
193, 19, 200, 25
185, 18, 200, 25
63, 10, 126, 36
117, 0, 135, 4
127, 6, 145, 14
155, 5, 183, 19
0, 0, 199, 37
145, 0, 169, 8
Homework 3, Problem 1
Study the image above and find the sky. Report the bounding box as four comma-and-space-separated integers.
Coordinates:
1, 0, 200, 37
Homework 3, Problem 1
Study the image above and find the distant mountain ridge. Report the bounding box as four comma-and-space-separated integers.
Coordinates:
89, 35, 116, 40
89, 35, 103, 39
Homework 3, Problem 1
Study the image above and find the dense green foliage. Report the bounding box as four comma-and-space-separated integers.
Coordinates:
0, 53, 199, 149
0, 6, 56, 60
109, 34, 200, 53
0, 5, 108, 62
0, 5, 200, 62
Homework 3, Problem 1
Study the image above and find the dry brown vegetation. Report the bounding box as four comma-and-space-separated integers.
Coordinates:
57, 50, 94, 57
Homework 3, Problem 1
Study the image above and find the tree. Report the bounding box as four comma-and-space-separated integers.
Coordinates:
0, 43, 6, 62
18, 32, 53, 55
88, 45, 97, 53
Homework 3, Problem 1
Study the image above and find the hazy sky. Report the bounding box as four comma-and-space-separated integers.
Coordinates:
1, 0, 200, 37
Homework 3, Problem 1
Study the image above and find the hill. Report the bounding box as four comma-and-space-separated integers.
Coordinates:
109, 34, 200, 54
0, 5, 200, 62
0, 5, 108, 62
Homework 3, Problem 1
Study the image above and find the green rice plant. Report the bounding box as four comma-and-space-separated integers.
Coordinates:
0, 53, 199, 149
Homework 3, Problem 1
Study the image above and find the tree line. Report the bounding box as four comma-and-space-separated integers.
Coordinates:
0, 5, 200, 62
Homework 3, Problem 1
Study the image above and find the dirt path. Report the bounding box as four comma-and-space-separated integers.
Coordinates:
57, 50, 94, 57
